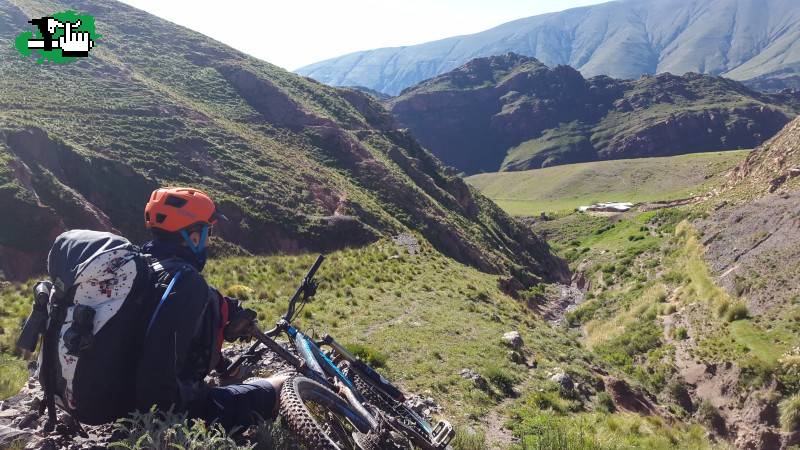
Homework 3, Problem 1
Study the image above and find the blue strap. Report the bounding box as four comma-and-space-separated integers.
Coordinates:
146, 269, 183, 337
180, 225, 208, 258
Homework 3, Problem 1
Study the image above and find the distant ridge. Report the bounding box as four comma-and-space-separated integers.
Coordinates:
297, 0, 800, 96
387, 53, 800, 174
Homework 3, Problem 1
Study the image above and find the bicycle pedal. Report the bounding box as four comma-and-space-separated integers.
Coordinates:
431, 420, 455, 448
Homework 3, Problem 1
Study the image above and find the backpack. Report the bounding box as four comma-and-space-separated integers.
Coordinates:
33, 230, 187, 426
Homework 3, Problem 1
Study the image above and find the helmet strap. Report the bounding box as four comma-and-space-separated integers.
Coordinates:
180, 225, 209, 258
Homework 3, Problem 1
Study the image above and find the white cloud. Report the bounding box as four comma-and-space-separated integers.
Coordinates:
118, 0, 610, 70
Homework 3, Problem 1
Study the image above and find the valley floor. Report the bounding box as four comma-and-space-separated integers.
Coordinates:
466, 150, 749, 216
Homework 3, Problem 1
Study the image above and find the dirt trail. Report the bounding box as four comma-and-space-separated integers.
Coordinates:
484, 399, 518, 449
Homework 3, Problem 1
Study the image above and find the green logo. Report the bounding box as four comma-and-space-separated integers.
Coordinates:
15, 11, 99, 63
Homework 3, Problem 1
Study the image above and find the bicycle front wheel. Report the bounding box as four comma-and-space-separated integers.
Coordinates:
279, 376, 372, 450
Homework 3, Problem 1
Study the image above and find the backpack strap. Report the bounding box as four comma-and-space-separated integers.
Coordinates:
145, 269, 183, 337
145, 257, 196, 338
39, 287, 72, 432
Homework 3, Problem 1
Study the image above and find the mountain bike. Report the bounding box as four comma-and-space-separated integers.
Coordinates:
227, 255, 455, 450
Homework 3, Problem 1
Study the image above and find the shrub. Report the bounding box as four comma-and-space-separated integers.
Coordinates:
594, 391, 615, 413
484, 365, 517, 397
517, 415, 594, 450
778, 349, 800, 394
110, 407, 247, 450
345, 343, 388, 369
0, 355, 27, 400
662, 271, 686, 285
674, 327, 688, 340
524, 386, 582, 414
780, 394, 800, 431
451, 428, 486, 450
723, 302, 749, 322
716, 301, 729, 318
225, 284, 255, 301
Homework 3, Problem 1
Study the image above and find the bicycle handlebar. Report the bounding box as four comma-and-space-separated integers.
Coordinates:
284, 254, 325, 322
225, 254, 325, 375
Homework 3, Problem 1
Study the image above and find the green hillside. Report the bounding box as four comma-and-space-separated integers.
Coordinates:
0, 0, 564, 285
466, 151, 749, 215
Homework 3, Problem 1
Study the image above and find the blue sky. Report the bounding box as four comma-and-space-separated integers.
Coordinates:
119, 0, 610, 70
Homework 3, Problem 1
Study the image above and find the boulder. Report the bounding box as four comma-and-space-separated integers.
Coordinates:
502, 331, 524, 350
459, 368, 489, 391
550, 372, 574, 391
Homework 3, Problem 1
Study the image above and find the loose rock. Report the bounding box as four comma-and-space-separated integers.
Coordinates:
550, 372, 574, 391
459, 368, 489, 391
501, 331, 523, 351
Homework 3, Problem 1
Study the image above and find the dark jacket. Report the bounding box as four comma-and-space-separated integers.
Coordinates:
135, 240, 239, 415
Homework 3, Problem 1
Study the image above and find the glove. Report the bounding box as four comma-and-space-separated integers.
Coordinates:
220, 362, 256, 386
304, 278, 318, 298
224, 308, 257, 341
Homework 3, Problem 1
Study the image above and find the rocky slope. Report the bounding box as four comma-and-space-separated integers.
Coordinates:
388, 53, 800, 174
297, 0, 800, 96
727, 116, 800, 194
685, 117, 800, 448
0, 0, 566, 285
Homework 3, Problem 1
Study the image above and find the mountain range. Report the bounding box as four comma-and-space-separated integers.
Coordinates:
0, 0, 564, 284
387, 53, 800, 174
297, 0, 800, 96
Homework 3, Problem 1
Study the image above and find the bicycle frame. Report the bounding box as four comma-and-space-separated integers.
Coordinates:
241, 254, 453, 449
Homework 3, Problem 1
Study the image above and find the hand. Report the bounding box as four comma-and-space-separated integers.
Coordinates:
58, 21, 93, 53
304, 278, 318, 298
224, 308, 257, 341
220, 363, 255, 386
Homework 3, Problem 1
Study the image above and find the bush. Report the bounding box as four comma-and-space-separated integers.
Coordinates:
110, 407, 247, 450
674, 327, 688, 340
484, 365, 517, 397
723, 302, 749, 322
225, 284, 255, 301
0, 355, 27, 400
524, 386, 582, 415
517, 415, 594, 450
778, 350, 800, 394
781, 394, 800, 431
662, 271, 686, 285
451, 428, 486, 450
345, 343, 389, 368
594, 391, 615, 413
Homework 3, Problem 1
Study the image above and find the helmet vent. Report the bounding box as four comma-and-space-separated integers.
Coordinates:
155, 213, 167, 223
165, 195, 188, 208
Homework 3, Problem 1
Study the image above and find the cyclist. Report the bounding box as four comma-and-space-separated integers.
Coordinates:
138, 187, 288, 429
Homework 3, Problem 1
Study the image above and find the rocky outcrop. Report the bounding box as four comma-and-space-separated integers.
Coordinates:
388, 54, 800, 174
603, 376, 664, 417
728, 117, 800, 194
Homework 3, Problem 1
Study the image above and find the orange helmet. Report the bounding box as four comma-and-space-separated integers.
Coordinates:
144, 187, 224, 233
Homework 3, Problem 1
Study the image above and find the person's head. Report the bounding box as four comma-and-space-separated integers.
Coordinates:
144, 187, 226, 260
